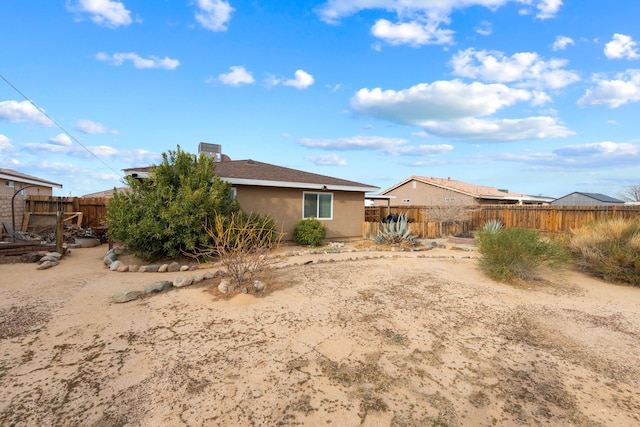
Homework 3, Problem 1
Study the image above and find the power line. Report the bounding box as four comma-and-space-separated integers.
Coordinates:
0, 73, 123, 178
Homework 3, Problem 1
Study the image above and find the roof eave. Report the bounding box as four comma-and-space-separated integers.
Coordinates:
223, 177, 378, 192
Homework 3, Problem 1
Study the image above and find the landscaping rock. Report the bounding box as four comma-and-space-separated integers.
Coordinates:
37, 260, 54, 270
39, 255, 59, 265
112, 290, 143, 303
145, 280, 173, 293
218, 279, 230, 293
180, 265, 190, 272
158, 264, 169, 273
254, 280, 265, 291
173, 276, 193, 288
109, 260, 123, 271
103, 252, 117, 266
167, 262, 181, 272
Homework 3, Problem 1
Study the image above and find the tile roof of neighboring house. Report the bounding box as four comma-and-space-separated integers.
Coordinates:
123, 159, 379, 193
381, 176, 546, 202
81, 187, 129, 198
0, 168, 63, 188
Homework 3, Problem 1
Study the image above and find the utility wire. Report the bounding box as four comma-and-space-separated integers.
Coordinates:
0, 73, 123, 177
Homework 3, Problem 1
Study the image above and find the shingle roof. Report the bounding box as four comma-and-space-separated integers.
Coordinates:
0, 168, 63, 188
123, 159, 378, 193
571, 192, 624, 203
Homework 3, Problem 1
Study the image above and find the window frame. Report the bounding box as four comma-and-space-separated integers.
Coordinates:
302, 191, 333, 220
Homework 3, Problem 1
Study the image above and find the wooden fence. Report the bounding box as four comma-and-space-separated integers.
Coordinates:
364, 204, 640, 238
24, 196, 108, 230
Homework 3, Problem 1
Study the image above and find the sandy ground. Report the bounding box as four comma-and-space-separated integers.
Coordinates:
1, 241, 640, 427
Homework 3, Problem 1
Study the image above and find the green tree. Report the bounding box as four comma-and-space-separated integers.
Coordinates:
106, 145, 240, 261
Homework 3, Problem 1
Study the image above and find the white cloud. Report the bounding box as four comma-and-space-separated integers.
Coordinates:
371, 16, 454, 46
49, 134, 73, 146
552, 35, 574, 51
76, 119, 119, 134
577, 69, 640, 108
194, 0, 234, 31
67, 0, 133, 28
283, 70, 315, 89
0, 100, 52, 126
217, 66, 255, 86
475, 21, 492, 36
96, 52, 180, 70
536, 0, 563, 19
305, 154, 347, 166
499, 141, 640, 169
420, 116, 574, 141
604, 34, 640, 59
449, 48, 580, 89
316, 1, 562, 45
299, 136, 453, 156
0, 134, 14, 152
351, 80, 536, 125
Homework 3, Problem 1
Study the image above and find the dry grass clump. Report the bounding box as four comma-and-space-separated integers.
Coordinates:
569, 218, 640, 286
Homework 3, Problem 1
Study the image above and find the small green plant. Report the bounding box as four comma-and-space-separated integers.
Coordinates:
569, 218, 640, 286
375, 213, 416, 246
475, 226, 569, 283
292, 218, 327, 247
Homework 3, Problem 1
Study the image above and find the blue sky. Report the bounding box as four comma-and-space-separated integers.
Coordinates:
1, 0, 639, 199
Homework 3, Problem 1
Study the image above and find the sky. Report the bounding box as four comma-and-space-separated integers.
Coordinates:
1, 0, 639, 199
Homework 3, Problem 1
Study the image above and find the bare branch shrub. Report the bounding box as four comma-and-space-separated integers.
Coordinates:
201, 212, 284, 287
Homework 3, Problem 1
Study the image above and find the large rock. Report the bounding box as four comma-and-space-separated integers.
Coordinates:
112, 290, 143, 303
173, 276, 194, 288
39, 255, 59, 266
145, 280, 173, 293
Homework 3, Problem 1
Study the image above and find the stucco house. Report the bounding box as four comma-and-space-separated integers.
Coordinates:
371, 176, 551, 207
123, 155, 378, 241
551, 192, 625, 206
0, 168, 63, 233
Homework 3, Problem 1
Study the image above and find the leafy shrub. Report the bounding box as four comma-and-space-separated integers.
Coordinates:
475, 224, 570, 283
106, 146, 240, 261
569, 218, 640, 286
375, 213, 417, 246
292, 218, 327, 247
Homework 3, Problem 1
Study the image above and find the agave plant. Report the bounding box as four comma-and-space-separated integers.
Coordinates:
375, 213, 417, 245
481, 219, 503, 234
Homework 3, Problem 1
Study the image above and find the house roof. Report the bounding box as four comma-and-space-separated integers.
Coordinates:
556, 192, 625, 203
380, 175, 548, 202
123, 159, 379, 193
0, 168, 63, 189
82, 187, 129, 198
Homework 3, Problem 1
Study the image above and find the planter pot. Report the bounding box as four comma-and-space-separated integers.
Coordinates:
75, 236, 100, 248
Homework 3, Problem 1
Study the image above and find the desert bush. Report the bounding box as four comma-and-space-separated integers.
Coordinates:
375, 213, 417, 246
106, 146, 240, 261
569, 218, 640, 286
475, 224, 570, 283
292, 218, 327, 247
199, 212, 283, 286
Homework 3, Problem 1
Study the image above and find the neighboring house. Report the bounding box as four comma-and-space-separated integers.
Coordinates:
0, 168, 63, 232
123, 155, 379, 241
551, 192, 625, 206
81, 187, 128, 199
371, 176, 551, 207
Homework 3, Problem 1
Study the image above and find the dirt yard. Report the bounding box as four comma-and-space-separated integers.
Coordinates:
1, 241, 639, 426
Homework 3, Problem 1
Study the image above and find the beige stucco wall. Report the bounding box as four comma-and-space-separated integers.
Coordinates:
234, 186, 364, 240
0, 181, 53, 197
373, 180, 476, 207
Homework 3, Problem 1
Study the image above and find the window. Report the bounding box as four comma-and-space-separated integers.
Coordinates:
5, 180, 14, 188
303, 192, 333, 219
230, 187, 237, 200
